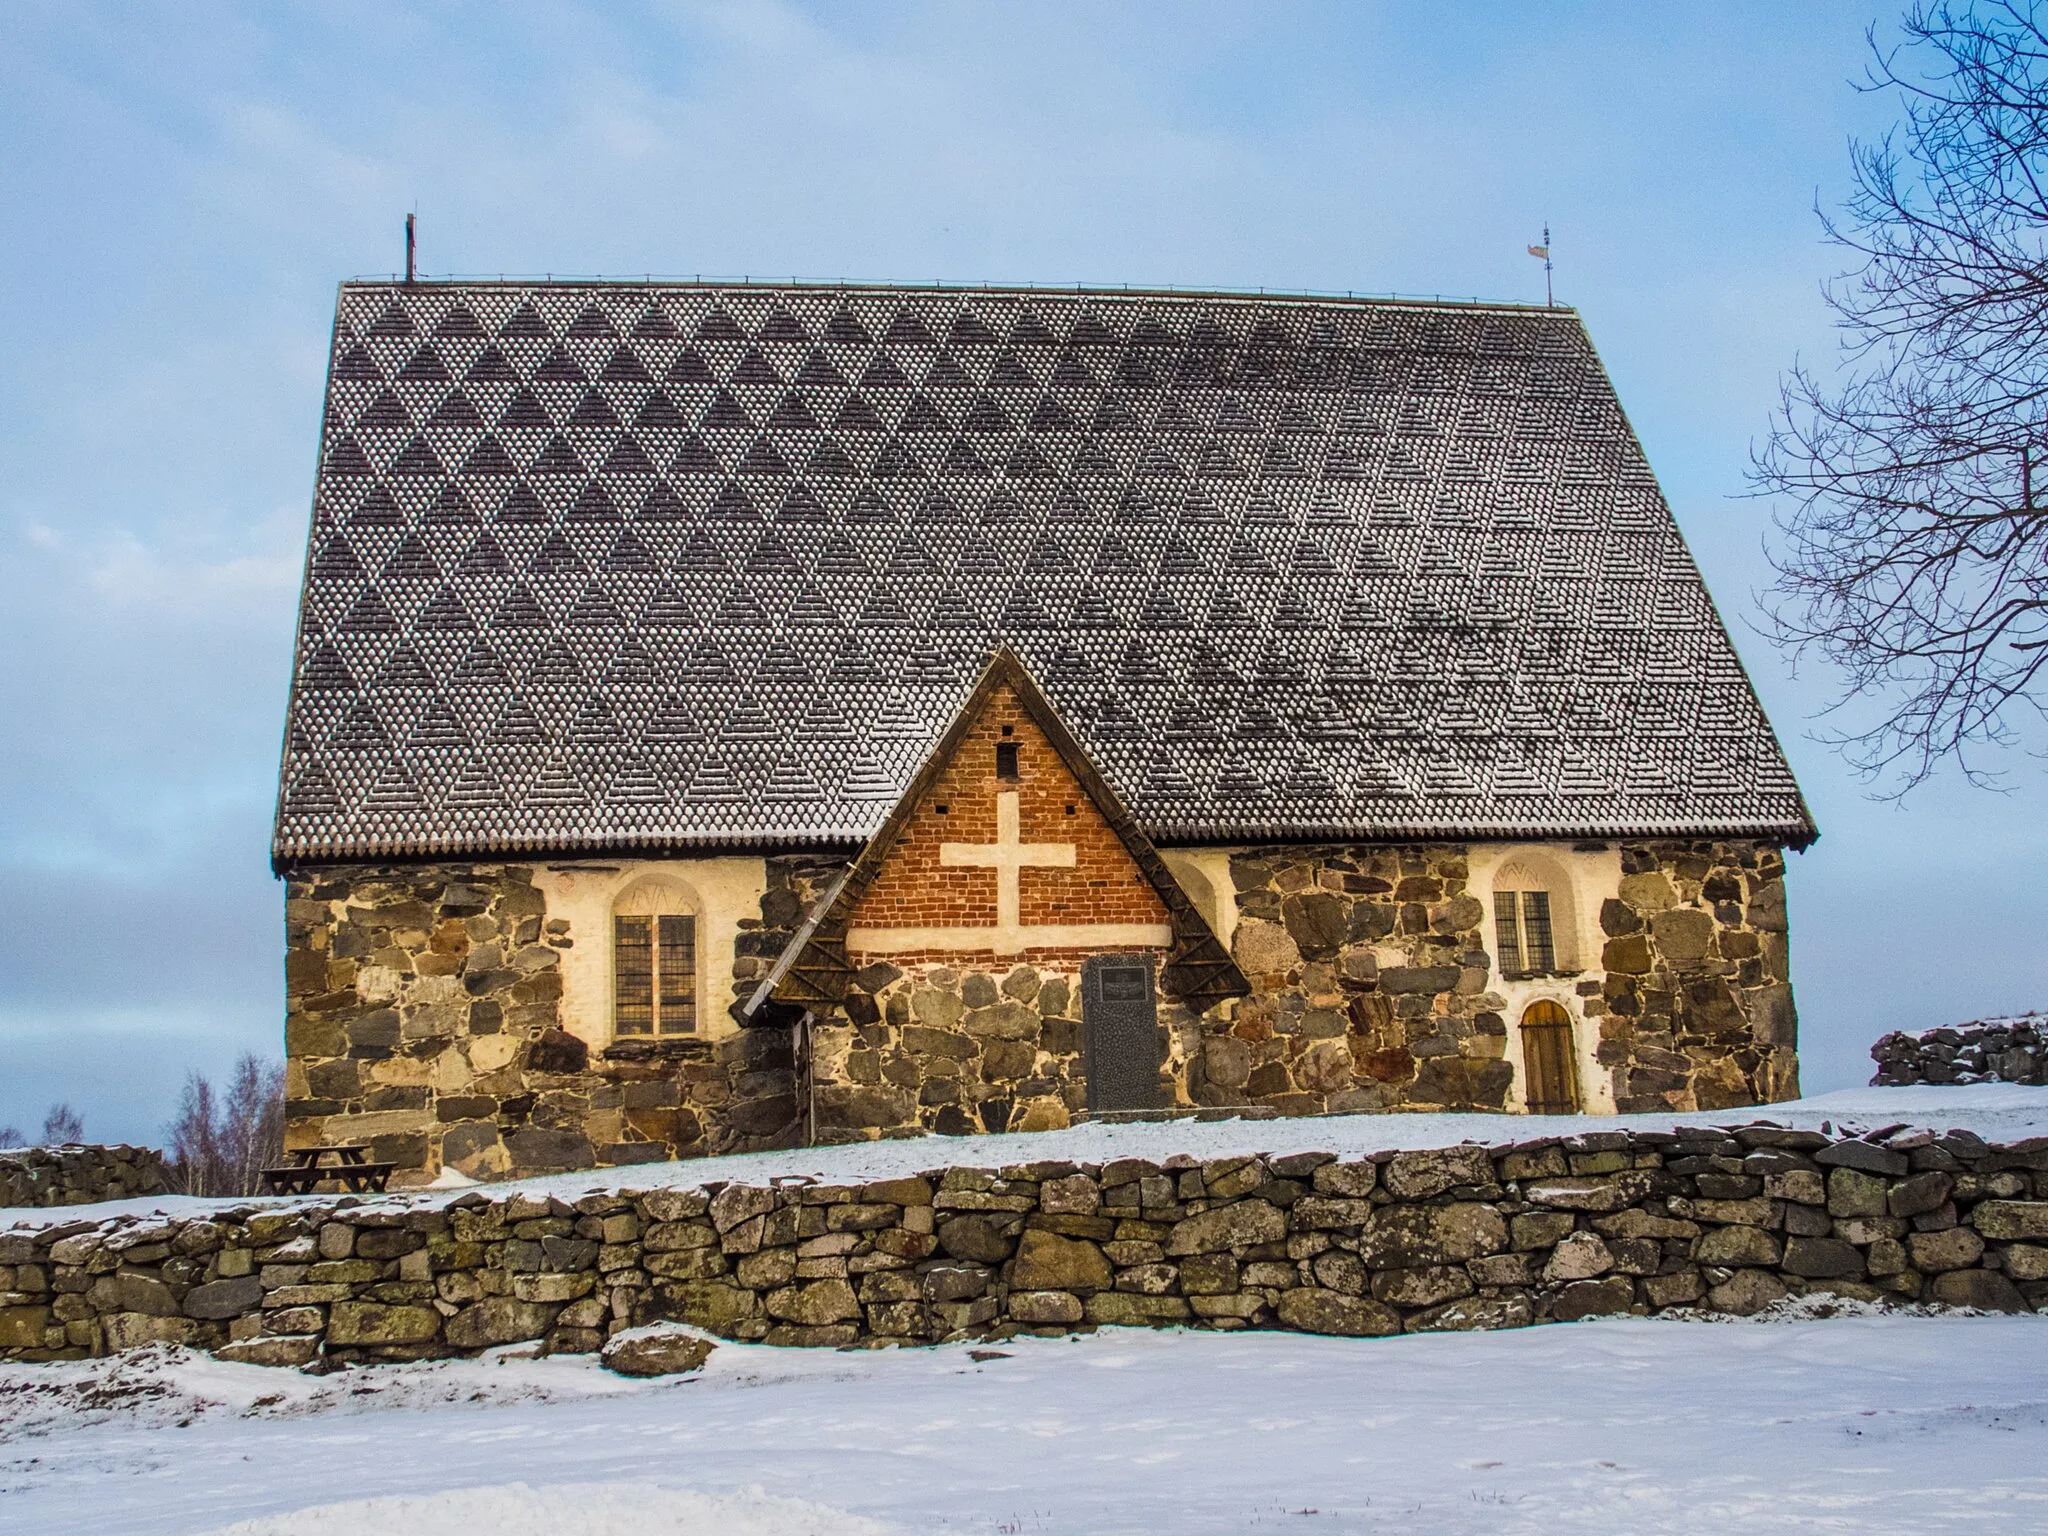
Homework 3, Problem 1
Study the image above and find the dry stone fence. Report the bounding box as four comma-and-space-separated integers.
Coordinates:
0, 1146, 167, 1210
1872, 1014, 2048, 1086
4, 1124, 2047, 1365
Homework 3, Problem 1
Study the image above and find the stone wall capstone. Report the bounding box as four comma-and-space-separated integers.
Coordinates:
0, 1146, 167, 1210
4, 1122, 2036, 1366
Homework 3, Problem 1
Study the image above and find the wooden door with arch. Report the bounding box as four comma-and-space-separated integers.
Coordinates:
1518, 999, 1581, 1115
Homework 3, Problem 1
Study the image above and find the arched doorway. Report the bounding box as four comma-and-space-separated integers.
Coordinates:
1519, 1000, 1580, 1115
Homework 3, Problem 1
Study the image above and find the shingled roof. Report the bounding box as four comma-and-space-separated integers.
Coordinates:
274, 279, 1813, 864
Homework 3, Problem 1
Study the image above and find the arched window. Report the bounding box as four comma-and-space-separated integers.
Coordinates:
1492, 857, 1577, 976
613, 878, 698, 1037
1519, 999, 1580, 1115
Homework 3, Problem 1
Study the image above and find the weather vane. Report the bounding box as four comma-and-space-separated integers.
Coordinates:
1527, 225, 1552, 307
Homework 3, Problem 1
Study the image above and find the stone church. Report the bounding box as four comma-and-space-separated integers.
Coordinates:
276, 279, 1814, 1185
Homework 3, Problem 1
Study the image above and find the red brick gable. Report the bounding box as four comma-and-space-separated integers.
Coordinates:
845, 680, 1169, 957
739, 650, 1249, 1020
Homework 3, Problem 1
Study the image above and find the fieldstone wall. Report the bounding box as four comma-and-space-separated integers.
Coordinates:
6, 1122, 2040, 1365
1598, 842, 1798, 1111
810, 957, 1190, 1141
0, 1146, 167, 1210
284, 862, 806, 1185
282, 840, 1797, 1180
1214, 845, 1508, 1113
1204, 840, 1796, 1117
1872, 1014, 2048, 1086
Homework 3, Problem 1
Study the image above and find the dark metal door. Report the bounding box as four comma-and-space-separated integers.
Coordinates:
1082, 957, 1161, 1112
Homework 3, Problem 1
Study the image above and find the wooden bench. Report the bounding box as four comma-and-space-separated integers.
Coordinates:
259, 1145, 396, 1196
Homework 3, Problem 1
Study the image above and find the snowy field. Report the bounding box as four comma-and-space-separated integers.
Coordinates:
10, 1083, 2048, 1230
9, 1083, 2048, 1532
4, 1309, 2048, 1533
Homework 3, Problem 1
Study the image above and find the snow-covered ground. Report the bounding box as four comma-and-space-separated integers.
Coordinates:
10, 1083, 2048, 1231
10, 1083, 2048, 1530
4, 1308, 2047, 1533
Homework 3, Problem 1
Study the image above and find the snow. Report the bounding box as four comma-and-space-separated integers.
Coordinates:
14, 1083, 2048, 1529
11, 1083, 2048, 1232
196, 1483, 887, 1535
5, 1311, 2048, 1533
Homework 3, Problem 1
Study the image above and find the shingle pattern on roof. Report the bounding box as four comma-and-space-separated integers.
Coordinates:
274, 280, 1812, 862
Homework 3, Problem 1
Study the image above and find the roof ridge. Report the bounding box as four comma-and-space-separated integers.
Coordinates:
335, 275, 1574, 316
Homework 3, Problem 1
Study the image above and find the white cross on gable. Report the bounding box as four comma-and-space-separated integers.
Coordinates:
939, 790, 1074, 929
845, 787, 1174, 957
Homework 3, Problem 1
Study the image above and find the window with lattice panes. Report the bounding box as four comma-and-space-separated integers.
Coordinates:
613, 913, 697, 1035
1494, 889, 1557, 977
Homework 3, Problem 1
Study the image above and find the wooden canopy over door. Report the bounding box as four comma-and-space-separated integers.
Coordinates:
1519, 999, 1581, 1115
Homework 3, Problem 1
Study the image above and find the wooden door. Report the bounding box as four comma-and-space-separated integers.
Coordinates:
1519, 999, 1581, 1115
1082, 957, 1161, 1112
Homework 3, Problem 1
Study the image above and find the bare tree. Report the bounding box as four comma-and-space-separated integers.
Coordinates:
40, 1104, 83, 1144
1754, 2, 2048, 790
0, 1127, 23, 1150
221, 1054, 287, 1197
164, 1055, 286, 1197
165, 1073, 220, 1194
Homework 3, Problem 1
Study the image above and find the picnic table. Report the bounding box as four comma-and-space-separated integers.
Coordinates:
258, 1144, 396, 1196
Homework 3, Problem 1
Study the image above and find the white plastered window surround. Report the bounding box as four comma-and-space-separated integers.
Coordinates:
1488, 851, 1583, 976
532, 859, 769, 1054
1467, 843, 1621, 1116
611, 874, 701, 1040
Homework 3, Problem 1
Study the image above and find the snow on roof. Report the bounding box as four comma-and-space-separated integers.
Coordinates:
274, 280, 1812, 863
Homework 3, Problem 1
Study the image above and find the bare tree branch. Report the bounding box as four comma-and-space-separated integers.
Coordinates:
164, 1056, 285, 1197
1755, 1, 2048, 791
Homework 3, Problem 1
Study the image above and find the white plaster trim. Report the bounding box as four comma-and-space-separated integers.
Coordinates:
1465, 841, 1622, 1115
533, 858, 768, 1048
845, 922, 1174, 956
1158, 849, 1238, 948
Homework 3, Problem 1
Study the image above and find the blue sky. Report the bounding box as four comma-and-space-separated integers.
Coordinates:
2, 1, 2041, 1144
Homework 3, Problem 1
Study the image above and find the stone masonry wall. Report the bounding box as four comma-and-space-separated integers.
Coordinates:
1872, 1014, 2048, 1087
4, 1123, 2042, 1365
284, 863, 806, 1185
1203, 840, 1794, 1117
283, 841, 1797, 1182
1597, 842, 1798, 1112
845, 678, 1169, 935
0, 1146, 167, 1210
810, 957, 1189, 1141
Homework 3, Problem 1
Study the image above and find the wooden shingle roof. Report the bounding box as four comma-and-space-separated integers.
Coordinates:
275, 279, 1813, 863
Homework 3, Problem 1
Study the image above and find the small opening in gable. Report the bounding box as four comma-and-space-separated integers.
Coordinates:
995, 742, 1020, 780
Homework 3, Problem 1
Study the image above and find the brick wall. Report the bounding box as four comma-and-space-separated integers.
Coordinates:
848, 680, 1168, 934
